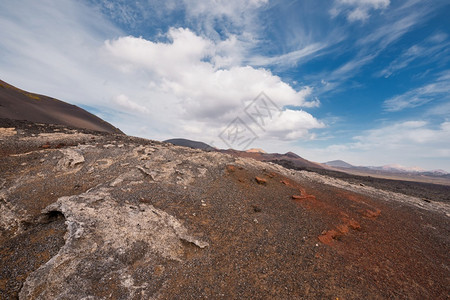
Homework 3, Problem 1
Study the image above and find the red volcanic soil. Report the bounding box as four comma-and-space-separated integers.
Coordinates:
0, 79, 122, 134
208, 165, 450, 298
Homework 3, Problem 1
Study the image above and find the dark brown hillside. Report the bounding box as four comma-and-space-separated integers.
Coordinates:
0, 79, 122, 134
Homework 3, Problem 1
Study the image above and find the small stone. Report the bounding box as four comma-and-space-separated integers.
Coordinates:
226, 165, 236, 172
255, 177, 267, 184
252, 205, 262, 213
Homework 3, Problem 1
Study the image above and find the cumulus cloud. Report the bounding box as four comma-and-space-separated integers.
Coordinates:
256, 109, 325, 140
331, 0, 390, 22
103, 28, 323, 143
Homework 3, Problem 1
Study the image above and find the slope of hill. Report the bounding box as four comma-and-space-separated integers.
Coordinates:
245, 148, 266, 153
0, 120, 449, 298
0, 79, 122, 134
164, 138, 215, 151
220, 149, 324, 170
324, 160, 354, 168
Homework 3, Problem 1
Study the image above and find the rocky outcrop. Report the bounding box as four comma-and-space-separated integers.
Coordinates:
20, 187, 208, 299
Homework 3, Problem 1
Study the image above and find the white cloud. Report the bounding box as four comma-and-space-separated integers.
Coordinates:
299, 120, 450, 171
183, 0, 268, 18
0, 0, 324, 146
257, 109, 325, 140
104, 28, 321, 127
331, 0, 390, 22
180, 0, 268, 41
383, 71, 450, 112
113, 94, 149, 114
338, 0, 390, 9
347, 7, 369, 21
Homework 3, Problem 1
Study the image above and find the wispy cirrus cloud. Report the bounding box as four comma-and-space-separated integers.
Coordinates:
383, 70, 450, 112
377, 33, 450, 77
357, 11, 421, 50
314, 1, 444, 94
247, 43, 327, 67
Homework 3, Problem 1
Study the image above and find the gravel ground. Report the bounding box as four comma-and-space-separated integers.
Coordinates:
1, 120, 449, 299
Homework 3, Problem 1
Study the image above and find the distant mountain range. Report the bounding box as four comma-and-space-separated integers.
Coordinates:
0, 79, 122, 134
164, 138, 450, 178
323, 160, 449, 176
164, 138, 324, 170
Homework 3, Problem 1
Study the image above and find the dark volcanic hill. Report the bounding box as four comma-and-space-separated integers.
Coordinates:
164, 138, 215, 151
0, 79, 122, 134
324, 160, 354, 168
220, 149, 325, 170
1, 120, 449, 299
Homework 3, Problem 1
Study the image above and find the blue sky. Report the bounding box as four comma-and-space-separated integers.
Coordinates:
1, 0, 449, 171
